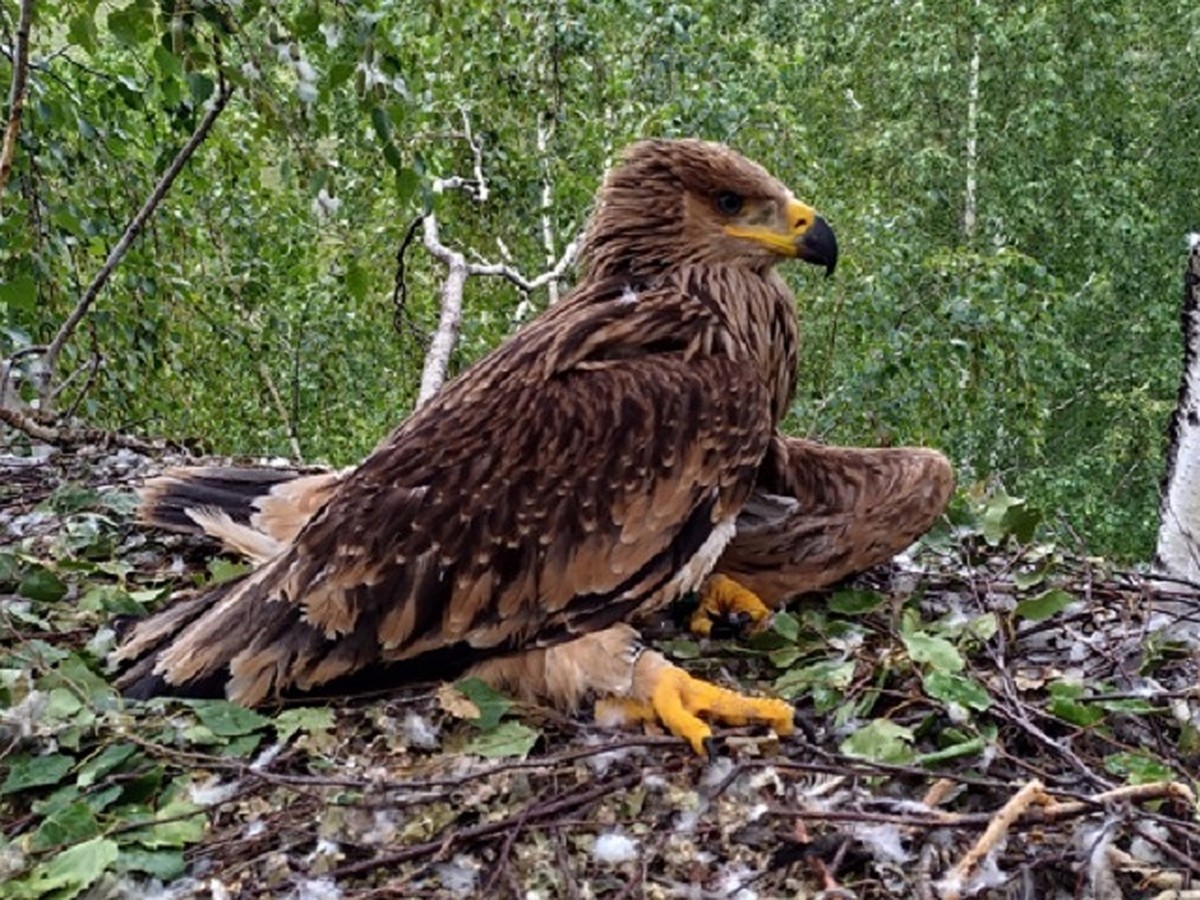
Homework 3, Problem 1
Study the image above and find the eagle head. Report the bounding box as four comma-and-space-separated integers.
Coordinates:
581, 138, 837, 283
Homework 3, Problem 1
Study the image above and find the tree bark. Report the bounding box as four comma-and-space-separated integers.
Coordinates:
1155, 235, 1200, 580
0, 0, 34, 210
963, 2, 981, 241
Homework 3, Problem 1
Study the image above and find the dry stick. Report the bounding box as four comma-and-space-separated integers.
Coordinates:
0, 0, 34, 208
257, 360, 302, 461
327, 770, 642, 878
941, 779, 1052, 900
35, 80, 235, 411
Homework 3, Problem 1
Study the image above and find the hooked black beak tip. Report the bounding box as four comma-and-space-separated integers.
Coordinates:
798, 215, 838, 277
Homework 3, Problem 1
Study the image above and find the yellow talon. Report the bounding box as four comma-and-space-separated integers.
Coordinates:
689, 574, 773, 637
595, 652, 794, 755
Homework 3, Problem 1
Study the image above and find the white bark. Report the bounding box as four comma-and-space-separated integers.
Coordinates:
537, 113, 560, 304
414, 115, 578, 406
1156, 236, 1200, 581
963, 3, 981, 240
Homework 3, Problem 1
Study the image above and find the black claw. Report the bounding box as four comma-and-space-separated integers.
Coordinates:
702, 735, 718, 761
790, 705, 819, 744
709, 611, 753, 640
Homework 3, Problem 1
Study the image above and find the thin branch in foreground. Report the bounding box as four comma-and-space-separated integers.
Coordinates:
0, 0, 34, 208
34, 77, 236, 411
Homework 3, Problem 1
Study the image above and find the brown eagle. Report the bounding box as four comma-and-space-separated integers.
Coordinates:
115, 139, 848, 753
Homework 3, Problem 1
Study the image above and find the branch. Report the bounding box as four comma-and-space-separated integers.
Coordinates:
258, 361, 303, 462
35, 77, 236, 410
0, 0, 34, 209
536, 112, 560, 303
0, 405, 159, 450
414, 115, 577, 404
417, 214, 578, 405
417, 212, 469, 406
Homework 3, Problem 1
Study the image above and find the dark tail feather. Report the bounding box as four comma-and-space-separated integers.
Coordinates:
138, 467, 303, 533
111, 582, 240, 701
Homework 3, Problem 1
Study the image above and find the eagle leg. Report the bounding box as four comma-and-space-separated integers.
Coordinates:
596, 649, 793, 756
687, 574, 773, 638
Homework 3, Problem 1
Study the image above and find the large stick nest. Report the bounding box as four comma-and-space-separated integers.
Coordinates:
2, 446, 1199, 899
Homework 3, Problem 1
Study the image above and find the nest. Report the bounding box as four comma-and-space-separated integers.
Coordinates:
2, 446, 1199, 899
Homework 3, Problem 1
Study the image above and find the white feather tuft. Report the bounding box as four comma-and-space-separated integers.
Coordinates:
593, 832, 639, 864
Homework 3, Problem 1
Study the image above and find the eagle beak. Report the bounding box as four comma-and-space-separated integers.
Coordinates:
724, 197, 838, 276
787, 199, 838, 277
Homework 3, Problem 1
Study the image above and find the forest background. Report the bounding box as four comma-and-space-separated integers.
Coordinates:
2, 0, 1198, 561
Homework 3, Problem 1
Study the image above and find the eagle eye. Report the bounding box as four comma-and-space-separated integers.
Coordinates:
714, 191, 744, 216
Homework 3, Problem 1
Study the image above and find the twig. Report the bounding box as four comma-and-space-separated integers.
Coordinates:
258, 361, 303, 461
0, 0, 34, 208
36, 76, 236, 409
941, 779, 1052, 899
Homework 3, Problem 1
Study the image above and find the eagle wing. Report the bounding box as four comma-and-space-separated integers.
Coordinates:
119, 279, 773, 704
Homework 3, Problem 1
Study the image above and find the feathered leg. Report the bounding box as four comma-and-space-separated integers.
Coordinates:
472, 624, 793, 755
690, 437, 954, 632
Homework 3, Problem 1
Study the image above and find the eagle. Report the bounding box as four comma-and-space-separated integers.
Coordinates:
115, 139, 848, 754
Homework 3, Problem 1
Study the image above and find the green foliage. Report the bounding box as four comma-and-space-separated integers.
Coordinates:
451, 678, 540, 758
3, 0, 1198, 558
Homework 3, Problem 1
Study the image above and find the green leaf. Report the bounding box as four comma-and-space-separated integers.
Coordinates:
124, 799, 207, 848
117, 847, 186, 880
659, 638, 700, 660
395, 167, 420, 204
19, 565, 68, 603
901, 631, 964, 673
0, 276, 37, 313
188, 700, 271, 737
206, 558, 250, 584
915, 736, 986, 766
922, 671, 991, 711
67, 13, 98, 53
828, 589, 884, 615
1047, 682, 1105, 727
273, 707, 335, 743
840, 719, 914, 764
345, 259, 370, 302
76, 743, 138, 788
30, 801, 101, 852
980, 491, 1041, 545
767, 645, 802, 669
382, 142, 405, 173
370, 105, 393, 143
463, 721, 539, 758
454, 678, 511, 731
1014, 588, 1074, 622
774, 659, 855, 706
17, 837, 118, 896
152, 45, 183, 79
187, 72, 215, 105
1103, 751, 1175, 784
770, 611, 800, 642
108, 2, 154, 47
220, 734, 263, 757
2, 753, 75, 795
